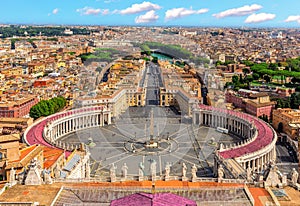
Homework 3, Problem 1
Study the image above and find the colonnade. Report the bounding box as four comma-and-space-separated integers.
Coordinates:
44, 108, 111, 142
239, 147, 276, 172
193, 108, 277, 174
193, 110, 254, 139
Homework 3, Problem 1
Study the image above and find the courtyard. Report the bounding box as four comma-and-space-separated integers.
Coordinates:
60, 105, 241, 178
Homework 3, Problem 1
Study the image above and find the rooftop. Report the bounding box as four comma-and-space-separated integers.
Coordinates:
0, 181, 268, 205
0, 134, 20, 143
6, 145, 43, 169
43, 146, 64, 169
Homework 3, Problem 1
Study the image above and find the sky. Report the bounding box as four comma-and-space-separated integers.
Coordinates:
0, 0, 300, 27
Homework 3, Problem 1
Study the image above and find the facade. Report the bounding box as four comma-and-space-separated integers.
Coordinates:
0, 134, 20, 180
0, 134, 63, 181
5, 144, 44, 182
111, 193, 197, 206
74, 59, 146, 118
0, 117, 33, 134
1, 67, 23, 76
272, 108, 300, 139
226, 89, 276, 120
27, 62, 46, 74
158, 60, 202, 116
276, 87, 296, 98
245, 93, 276, 120
33, 79, 54, 88
0, 117, 33, 127
43, 146, 65, 177
0, 95, 39, 118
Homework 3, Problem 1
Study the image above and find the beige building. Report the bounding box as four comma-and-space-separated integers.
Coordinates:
158, 60, 202, 116
272, 108, 300, 139
74, 59, 146, 118
1, 67, 23, 76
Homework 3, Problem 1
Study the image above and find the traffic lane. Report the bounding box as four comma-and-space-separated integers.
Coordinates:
276, 142, 297, 163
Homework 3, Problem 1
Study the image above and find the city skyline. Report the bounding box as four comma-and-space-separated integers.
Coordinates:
0, 0, 300, 27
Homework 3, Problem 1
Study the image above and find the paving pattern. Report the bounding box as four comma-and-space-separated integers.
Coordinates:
60, 106, 241, 178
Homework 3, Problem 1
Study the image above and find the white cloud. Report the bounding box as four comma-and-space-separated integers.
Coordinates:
213, 4, 262, 18
165, 8, 208, 20
135, 10, 159, 23
102, 9, 110, 15
76, 7, 109, 16
120, 1, 161, 15
104, 0, 119, 3
245, 13, 276, 23
285, 15, 300, 24
52, 8, 59, 15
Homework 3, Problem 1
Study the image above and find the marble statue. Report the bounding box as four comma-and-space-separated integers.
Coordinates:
9, 167, 16, 185
218, 165, 224, 178
165, 163, 171, 179
246, 167, 252, 182
150, 160, 157, 181
282, 175, 287, 186
291, 168, 299, 185
182, 162, 187, 178
121, 163, 128, 179
191, 164, 197, 181
55, 165, 61, 179
24, 159, 43, 185
265, 161, 281, 187
150, 160, 157, 177
43, 170, 53, 184
110, 163, 117, 182
139, 162, 145, 180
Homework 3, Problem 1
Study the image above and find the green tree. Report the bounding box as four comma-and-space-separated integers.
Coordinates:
242, 60, 254, 67
46, 100, 55, 115
252, 73, 260, 80
29, 105, 41, 119
29, 96, 67, 119
291, 77, 300, 84
242, 68, 250, 75
39, 100, 50, 116
245, 75, 254, 82
239, 74, 244, 84
232, 75, 239, 84
290, 93, 300, 109
152, 56, 158, 63
276, 99, 283, 108
269, 63, 278, 70
263, 75, 272, 83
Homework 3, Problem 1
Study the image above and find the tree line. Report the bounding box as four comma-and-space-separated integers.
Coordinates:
272, 93, 300, 109
224, 58, 300, 91
0, 25, 90, 38
250, 62, 300, 79
136, 41, 210, 65
29, 96, 67, 119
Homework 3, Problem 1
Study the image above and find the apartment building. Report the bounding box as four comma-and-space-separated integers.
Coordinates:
0, 95, 39, 117
272, 108, 300, 139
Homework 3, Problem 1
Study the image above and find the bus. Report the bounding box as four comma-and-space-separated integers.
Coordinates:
216, 127, 229, 134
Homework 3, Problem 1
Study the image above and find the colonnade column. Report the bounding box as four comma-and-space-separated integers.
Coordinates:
108, 112, 111, 125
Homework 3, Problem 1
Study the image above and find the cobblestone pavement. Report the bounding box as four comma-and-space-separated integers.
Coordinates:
61, 105, 241, 178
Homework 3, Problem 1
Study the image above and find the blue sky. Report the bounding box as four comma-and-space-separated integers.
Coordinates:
0, 0, 300, 27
